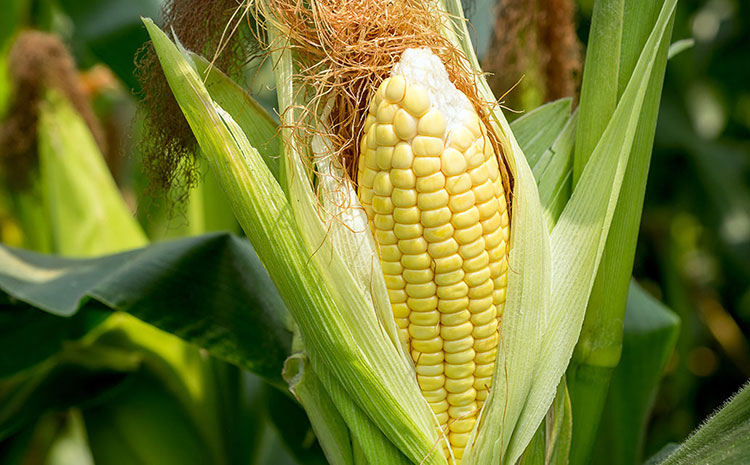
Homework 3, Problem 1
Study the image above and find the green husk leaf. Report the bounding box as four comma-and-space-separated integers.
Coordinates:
144, 19, 445, 465
510, 98, 572, 171
284, 353, 354, 465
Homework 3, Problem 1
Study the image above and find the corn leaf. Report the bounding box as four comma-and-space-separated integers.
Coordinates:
591, 281, 679, 465
504, 1, 677, 461
647, 382, 750, 465
144, 19, 445, 464
0, 233, 292, 387
568, 0, 676, 459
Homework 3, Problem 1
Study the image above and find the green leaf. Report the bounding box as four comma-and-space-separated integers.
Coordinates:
592, 281, 679, 465
0, 233, 292, 387
647, 382, 750, 465
510, 98, 572, 171
84, 370, 215, 465
506, 1, 678, 462
567, 0, 676, 461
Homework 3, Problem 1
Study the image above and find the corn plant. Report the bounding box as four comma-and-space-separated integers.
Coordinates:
1, 0, 749, 464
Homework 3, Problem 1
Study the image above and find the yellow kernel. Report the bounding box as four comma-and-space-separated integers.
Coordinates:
463, 251, 490, 272
475, 362, 495, 379
407, 296, 438, 311
435, 411, 449, 425
429, 399, 449, 414
421, 387, 447, 402
399, 237, 429, 254
417, 172, 446, 194
384, 275, 405, 289
418, 110, 447, 137
393, 109, 417, 140
376, 146, 393, 170
444, 347, 474, 364
439, 297, 469, 313
466, 113, 483, 137
441, 148, 466, 176
393, 206, 420, 224
473, 322, 496, 339
412, 136, 444, 158
416, 362, 444, 376
474, 376, 492, 393
444, 336, 474, 354
402, 85, 430, 117
437, 281, 469, 300
410, 310, 440, 325
404, 268, 433, 284
366, 129, 378, 150
413, 157, 441, 176
484, 227, 505, 248
413, 351, 444, 365
449, 126, 475, 151
360, 166, 377, 187
473, 180, 495, 203
469, 279, 494, 299
394, 223, 423, 240
445, 173, 472, 195
379, 244, 401, 262
391, 302, 409, 318
441, 322, 473, 341
421, 207, 452, 228
466, 148, 484, 170
419, 190, 450, 210
376, 124, 398, 146
488, 243, 507, 261
445, 360, 475, 379
445, 375, 474, 393
435, 269, 464, 286
454, 223, 483, 245
481, 212, 502, 234
410, 324, 440, 339
406, 282, 437, 298
469, 164, 490, 185
380, 260, 402, 275
372, 195, 394, 214
373, 172, 392, 196
434, 254, 463, 273
388, 289, 407, 303
390, 169, 416, 188
452, 207, 480, 229
401, 252, 431, 269
450, 430, 472, 445
470, 309, 495, 327
375, 229, 397, 245
391, 188, 417, 208
364, 115, 376, 133
423, 223, 454, 243
468, 297, 494, 313
417, 374, 445, 391
447, 389, 475, 407
392, 142, 414, 169
475, 348, 497, 364
377, 101, 399, 123
428, 238, 459, 258
385, 75, 407, 103
474, 333, 498, 352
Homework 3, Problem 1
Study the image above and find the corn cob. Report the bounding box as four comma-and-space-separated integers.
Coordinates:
356, 48, 510, 462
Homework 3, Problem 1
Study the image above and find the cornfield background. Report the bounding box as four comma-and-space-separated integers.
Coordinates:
0, 0, 748, 464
